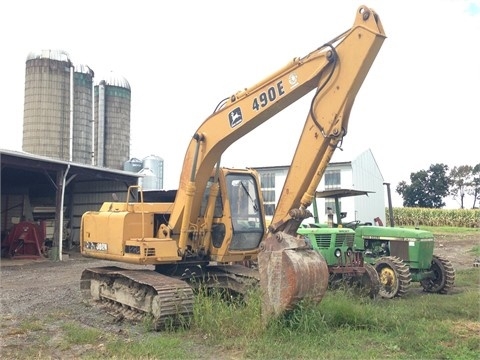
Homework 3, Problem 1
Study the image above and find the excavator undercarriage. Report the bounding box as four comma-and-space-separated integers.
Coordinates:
81, 234, 328, 328
81, 263, 262, 329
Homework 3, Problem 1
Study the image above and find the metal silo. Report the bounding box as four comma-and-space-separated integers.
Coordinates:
140, 155, 164, 190
123, 157, 143, 173
138, 168, 157, 191
23, 50, 73, 160
94, 71, 131, 170
72, 64, 94, 164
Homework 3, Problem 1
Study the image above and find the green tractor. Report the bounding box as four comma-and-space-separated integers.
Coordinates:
302, 185, 455, 299
298, 189, 380, 298
353, 183, 455, 298
354, 225, 455, 298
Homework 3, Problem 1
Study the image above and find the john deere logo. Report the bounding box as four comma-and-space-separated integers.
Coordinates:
229, 107, 243, 128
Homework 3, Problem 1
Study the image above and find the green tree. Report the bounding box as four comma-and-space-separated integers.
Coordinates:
469, 163, 480, 209
396, 163, 451, 208
449, 165, 473, 209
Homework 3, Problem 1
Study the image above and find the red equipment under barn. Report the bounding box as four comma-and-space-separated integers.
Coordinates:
1, 221, 46, 259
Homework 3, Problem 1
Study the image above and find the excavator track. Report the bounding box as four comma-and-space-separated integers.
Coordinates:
81, 266, 195, 330
203, 264, 260, 295
81, 264, 260, 330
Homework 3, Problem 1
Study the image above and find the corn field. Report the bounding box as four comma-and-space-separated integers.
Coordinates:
389, 207, 480, 227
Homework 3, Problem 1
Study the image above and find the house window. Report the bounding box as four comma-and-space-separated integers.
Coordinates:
262, 190, 275, 202
324, 170, 341, 189
260, 173, 276, 216
324, 170, 341, 221
264, 204, 276, 217
260, 173, 275, 188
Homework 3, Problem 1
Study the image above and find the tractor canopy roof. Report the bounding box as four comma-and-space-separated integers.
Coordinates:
315, 189, 374, 199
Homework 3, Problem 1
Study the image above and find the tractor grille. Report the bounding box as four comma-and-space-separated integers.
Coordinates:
314, 232, 354, 248
338, 232, 355, 247
314, 234, 332, 248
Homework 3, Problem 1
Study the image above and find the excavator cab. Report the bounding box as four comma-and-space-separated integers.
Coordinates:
225, 174, 265, 251
201, 168, 266, 262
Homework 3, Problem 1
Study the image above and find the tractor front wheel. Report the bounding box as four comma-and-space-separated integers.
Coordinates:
357, 263, 381, 299
375, 256, 411, 299
420, 255, 455, 294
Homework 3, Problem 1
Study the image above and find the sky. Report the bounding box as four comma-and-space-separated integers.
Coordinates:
1, 0, 479, 208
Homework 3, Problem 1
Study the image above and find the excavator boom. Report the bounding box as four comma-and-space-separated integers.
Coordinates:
270, 7, 385, 233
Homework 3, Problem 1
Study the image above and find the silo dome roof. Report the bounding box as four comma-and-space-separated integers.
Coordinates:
143, 154, 164, 161
75, 64, 94, 76
98, 71, 131, 90
26, 49, 71, 62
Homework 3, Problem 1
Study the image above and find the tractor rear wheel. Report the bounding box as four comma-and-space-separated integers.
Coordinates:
375, 256, 411, 299
420, 255, 455, 294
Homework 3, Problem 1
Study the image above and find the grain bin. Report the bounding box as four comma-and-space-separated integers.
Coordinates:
23, 50, 73, 160
94, 71, 131, 170
139, 155, 164, 190
123, 157, 143, 173
138, 168, 156, 191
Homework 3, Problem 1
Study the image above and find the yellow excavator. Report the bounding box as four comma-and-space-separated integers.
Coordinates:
80, 5, 386, 328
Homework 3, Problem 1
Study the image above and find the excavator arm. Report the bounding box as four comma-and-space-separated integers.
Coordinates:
163, 6, 386, 259
270, 7, 385, 235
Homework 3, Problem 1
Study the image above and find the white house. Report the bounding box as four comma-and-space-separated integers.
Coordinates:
254, 148, 386, 226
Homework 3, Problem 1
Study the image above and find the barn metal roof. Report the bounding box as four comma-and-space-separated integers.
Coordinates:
1, 148, 140, 189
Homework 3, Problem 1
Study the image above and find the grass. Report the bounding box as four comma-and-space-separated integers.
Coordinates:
5, 269, 479, 359
61, 323, 104, 345
469, 245, 480, 256
25, 268, 475, 360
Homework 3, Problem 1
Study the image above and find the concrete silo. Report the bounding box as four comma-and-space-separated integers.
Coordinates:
23, 50, 73, 160
94, 72, 131, 170
22, 50, 95, 164
72, 64, 94, 164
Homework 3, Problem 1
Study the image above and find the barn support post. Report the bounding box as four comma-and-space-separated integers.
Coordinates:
52, 169, 64, 261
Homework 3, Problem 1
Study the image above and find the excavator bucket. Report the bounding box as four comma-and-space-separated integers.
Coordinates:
257, 232, 329, 322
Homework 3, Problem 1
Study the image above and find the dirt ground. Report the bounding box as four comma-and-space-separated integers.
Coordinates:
0, 233, 479, 359
429, 233, 480, 270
